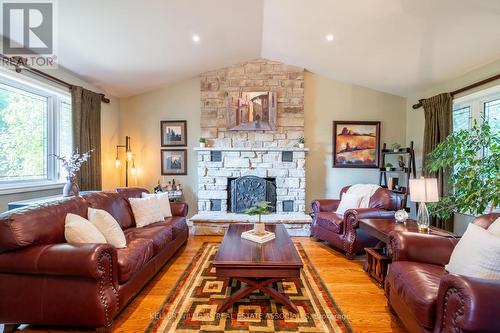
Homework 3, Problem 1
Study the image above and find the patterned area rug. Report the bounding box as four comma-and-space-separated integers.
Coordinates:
146, 243, 352, 332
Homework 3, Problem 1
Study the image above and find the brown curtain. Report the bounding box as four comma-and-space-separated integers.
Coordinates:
421, 93, 453, 231
71, 86, 102, 191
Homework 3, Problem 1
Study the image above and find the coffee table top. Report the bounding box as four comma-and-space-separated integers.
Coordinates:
213, 224, 302, 269
359, 218, 459, 244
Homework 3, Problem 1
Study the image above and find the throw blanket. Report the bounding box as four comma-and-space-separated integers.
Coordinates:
346, 184, 380, 208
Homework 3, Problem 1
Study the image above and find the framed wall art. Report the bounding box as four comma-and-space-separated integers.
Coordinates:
226, 91, 277, 131
161, 120, 187, 146
161, 149, 187, 175
332, 121, 381, 168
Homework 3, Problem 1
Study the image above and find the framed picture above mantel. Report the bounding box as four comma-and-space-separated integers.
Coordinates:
332, 121, 381, 168
161, 120, 187, 147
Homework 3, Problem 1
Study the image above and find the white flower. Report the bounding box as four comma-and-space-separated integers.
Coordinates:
53, 149, 93, 177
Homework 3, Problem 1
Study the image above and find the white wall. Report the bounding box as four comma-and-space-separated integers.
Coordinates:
0, 66, 120, 212
304, 72, 407, 208
405, 58, 500, 233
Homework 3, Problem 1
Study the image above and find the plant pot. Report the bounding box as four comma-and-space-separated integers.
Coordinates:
254, 222, 266, 236
199, 142, 206, 148
298, 143, 305, 149
63, 176, 79, 197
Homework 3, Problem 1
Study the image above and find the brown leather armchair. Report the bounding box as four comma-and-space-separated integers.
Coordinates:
310, 185, 401, 258
386, 213, 500, 333
0, 188, 189, 333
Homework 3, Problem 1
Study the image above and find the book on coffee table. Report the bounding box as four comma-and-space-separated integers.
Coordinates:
241, 229, 275, 243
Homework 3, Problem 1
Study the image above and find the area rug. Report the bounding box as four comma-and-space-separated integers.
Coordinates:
146, 243, 352, 333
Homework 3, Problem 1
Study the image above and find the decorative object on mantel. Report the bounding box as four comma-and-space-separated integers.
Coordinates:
115, 136, 136, 187
160, 120, 187, 146
298, 136, 305, 148
54, 149, 92, 197
332, 121, 381, 168
227, 91, 277, 131
409, 177, 439, 232
394, 209, 409, 223
161, 149, 187, 175
198, 137, 206, 148
242, 201, 275, 243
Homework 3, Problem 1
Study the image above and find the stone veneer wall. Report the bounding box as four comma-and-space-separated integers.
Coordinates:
200, 58, 305, 146
197, 59, 307, 214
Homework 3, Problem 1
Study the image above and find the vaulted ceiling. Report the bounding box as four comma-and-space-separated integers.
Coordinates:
56, 0, 500, 97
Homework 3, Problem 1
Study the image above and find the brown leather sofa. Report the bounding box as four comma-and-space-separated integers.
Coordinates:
386, 213, 500, 333
311, 185, 401, 258
0, 187, 188, 333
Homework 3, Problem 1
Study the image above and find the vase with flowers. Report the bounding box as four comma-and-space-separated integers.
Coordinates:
54, 149, 92, 197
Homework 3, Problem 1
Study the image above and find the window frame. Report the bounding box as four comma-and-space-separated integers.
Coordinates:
453, 84, 500, 130
0, 69, 72, 194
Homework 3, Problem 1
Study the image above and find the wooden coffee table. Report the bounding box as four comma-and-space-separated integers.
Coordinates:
213, 223, 303, 313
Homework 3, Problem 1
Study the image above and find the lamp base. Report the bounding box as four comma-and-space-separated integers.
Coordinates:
417, 202, 430, 233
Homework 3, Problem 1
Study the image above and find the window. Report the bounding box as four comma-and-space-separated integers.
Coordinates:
453, 85, 500, 132
0, 71, 72, 192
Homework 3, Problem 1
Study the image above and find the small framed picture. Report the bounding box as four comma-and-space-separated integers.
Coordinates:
161, 120, 187, 146
161, 149, 187, 175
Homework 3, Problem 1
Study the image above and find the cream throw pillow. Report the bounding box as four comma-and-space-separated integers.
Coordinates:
487, 217, 500, 237
129, 197, 165, 228
336, 193, 363, 215
65, 213, 106, 244
88, 208, 127, 248
141, 192, 172, 218
445, 223, 500, 280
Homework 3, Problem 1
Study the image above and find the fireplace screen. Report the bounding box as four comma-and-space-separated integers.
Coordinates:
228, 176, 276, 213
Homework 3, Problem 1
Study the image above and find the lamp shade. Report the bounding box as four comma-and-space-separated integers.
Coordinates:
409, 178, 439, 203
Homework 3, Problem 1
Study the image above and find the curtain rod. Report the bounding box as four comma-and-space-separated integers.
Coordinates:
412, 73, 500, 109
0, 54, 110, 104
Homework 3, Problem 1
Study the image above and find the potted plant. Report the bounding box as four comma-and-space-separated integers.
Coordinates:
390, 143, 401, 152
384, 162, 394, 171
245, 201, 272, 236
298, 137, 305, 149
199, 138, 206, 148
53, 149, 92, 197
426, 121, 499, 219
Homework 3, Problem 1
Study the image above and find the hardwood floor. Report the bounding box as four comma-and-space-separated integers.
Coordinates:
4, 236, 407, 333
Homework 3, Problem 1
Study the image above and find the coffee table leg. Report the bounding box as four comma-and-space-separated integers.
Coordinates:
217, 278, 299, 314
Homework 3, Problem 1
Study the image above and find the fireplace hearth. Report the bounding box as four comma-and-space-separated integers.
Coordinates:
228, 176, 276, 213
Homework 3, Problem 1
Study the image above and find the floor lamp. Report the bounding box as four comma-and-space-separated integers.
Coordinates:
115, 136, 136, 187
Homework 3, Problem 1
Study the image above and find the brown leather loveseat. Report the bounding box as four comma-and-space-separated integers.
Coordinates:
386, 213, 500, 333
311, 185, 401, 258
0, 187, 188, 333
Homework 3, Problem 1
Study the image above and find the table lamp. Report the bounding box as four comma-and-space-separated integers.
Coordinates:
409, 177, 439, 232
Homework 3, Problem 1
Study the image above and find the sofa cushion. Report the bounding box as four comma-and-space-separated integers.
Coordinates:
84, 192, 136, 230
316, 212, 343, 234
125, 225, 173, 255
388, 261, 445, 329
148, 216, 188, 240
116, 238, 154, 283
0, 197, 88, 253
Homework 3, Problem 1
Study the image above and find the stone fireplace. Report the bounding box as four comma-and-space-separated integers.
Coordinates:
189, 59, 312, 235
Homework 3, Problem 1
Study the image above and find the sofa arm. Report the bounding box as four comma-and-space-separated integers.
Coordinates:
388, 231, 459, 266
311, 199, 341, 213
0, 243, 118, 280
171, 202, 188, 217
344, 208, 396, 229
434, 274, 500, 333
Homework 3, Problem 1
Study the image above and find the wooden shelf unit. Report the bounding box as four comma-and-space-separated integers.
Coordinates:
379, 141, 416, 209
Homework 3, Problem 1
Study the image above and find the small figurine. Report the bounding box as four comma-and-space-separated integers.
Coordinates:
166, 181, 173, 191
398, 156, 406, 169
153, 180, 163, 193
